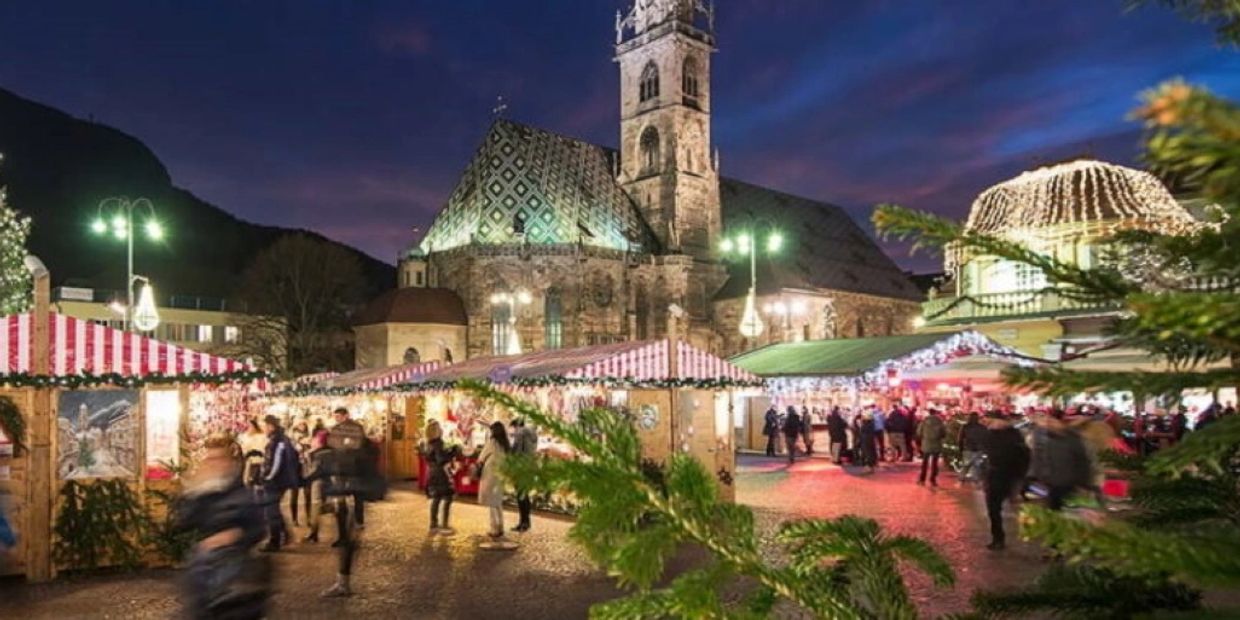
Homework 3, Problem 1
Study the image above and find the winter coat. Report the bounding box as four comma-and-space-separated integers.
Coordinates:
918, 415, 947, 453
175, 474, 270, 619
885, 411, 908, 434
959, 421, 988, 452
762, 409, 779, 436
238, 432, 267, 487
1042, 429, 1092, 489
261, 430, 300, 491
477, 438, 508, 508
422, 438, 459, 499
984, 427, 1030, 486
827, 412, 848, 442
513, 426, 538, 456
783, 411, 802, 438
858, 420, 878, 465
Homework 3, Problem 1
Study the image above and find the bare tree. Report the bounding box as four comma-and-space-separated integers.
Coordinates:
228, 233, 364, 377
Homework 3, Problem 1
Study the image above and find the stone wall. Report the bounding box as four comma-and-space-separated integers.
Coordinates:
354, 322, 467, 369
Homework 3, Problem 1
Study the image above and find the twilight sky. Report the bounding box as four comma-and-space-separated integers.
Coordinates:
1, 0, 1237, 271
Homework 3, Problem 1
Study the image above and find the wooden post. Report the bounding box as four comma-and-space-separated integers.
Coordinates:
667, 305, 683, 457
25, 256, 53, 582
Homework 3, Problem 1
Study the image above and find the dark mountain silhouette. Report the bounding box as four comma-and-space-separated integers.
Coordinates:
0, 87, 394, 301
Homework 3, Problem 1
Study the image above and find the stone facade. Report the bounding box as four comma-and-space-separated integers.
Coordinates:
354, 322, 466, 368
714, 291, 922, 356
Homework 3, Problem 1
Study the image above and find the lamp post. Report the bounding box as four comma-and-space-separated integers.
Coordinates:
90, 197, 163, 332
719, 228, 783, 341
490, 290, 532, 355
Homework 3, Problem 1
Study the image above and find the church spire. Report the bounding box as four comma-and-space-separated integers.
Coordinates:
616, 0, 714, 43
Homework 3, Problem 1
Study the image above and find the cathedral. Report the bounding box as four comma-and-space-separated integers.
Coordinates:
354, 0, 922, 368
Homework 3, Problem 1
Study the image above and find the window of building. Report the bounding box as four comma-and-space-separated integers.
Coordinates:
491, 302, 512, 355
415, 271, 424, 287
639, 61, 659, 102
640, 126, 661, 174
544, 288, 563, 349
983, 259, 1047, 294
198, 325, 213, 343
682, 56, 699, 99
403, 347, 420, 364
225, 326, 240, 343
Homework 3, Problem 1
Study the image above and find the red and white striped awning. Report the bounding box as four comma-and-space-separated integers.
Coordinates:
320, 361, 445, 390
414, 340, 757, 384
1, 312, 255, 376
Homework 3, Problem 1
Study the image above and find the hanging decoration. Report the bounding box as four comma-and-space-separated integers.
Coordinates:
0, 368, 270, 390
0, 395, 25, 454
262, 374, 764, 399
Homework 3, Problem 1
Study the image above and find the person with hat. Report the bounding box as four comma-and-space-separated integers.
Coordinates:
259, 414, 300, 552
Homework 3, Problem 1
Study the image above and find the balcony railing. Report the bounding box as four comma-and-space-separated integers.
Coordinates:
922, 290, 1121, 325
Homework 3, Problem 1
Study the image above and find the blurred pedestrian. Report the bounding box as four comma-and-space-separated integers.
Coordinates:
328, 407, 369, 544
956, 412, 988, 483
827, 406, 848, 465
783, 406, 802, 464
321, 407, 382, 598
872, 407, 887, 460
886, 407, 909, 462
477, 421, 511, 539
1042, 416, 1091, 511
983, 413, 1030, 551
177, 434, 270, 619
300, 431, 332, 543
239, 418, 267, 492
259, 415, 299, 552
510, 418, 538, 532
801, 407, 815, 456
288, 418, 312, 526
762, 405, 779, 457
422, 420, 460, 535
858, 412, 878, 473
917, 409, 946, 486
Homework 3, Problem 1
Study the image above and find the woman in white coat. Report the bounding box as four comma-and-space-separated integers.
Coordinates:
476, 421, 511, 539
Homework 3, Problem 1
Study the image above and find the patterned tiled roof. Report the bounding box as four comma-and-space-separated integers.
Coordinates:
419, 119, 658, 254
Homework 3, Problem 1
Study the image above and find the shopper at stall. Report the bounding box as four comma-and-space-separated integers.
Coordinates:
477, 421, 511, 539
288, 418, 312, 526
956, 412, 988, 484
239, 418, 267, 492
300, 432, 332, 544
176, 433, 271, 619
783, 406, 802, 464
827, 406, 848, 465
872, 407, 887, 460
857, 412, 878, 473
983, 413, 1030, 551
917, 409, 946, 486
886, 407, 909, 462
259, 415, 299, 552
800, 407, 815, 456
510, 418, 538, 532
422, 420, 460, 535
762, 405, 779, 457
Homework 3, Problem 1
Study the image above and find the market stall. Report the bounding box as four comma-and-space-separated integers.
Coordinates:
729, 331, 1031, 451
398, 339, 759, 505
0, 311, 267, 581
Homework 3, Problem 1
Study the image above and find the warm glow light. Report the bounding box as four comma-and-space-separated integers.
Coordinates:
132, 281, 161, 332
516, 290, 532, 305
912, 316, 927, 329
107, 301, 127, 316
90, 218, 107, 235
772, 301, 787, 315
791, 300, 806, 314
739, 291, 765, 338
113, 226, 127, 240
767, 232, 783, 253
145, 220, 164, 240
736, 233, 752, 255
936, 383, 952, 392
720, 238, 734, 254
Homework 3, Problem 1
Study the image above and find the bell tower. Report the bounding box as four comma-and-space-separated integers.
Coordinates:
615, 0, 720, 261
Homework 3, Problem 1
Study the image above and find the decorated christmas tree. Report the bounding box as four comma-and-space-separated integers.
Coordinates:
0, 154, 33, 314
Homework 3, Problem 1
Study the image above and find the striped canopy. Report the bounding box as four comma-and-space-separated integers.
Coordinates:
413, 340, 757, 384
319, 361, 445, 390
1, 312, 254, 376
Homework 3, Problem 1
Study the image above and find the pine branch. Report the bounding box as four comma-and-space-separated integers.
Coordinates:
971, 563, 1201, 619
1001, 366, 1239, 397
1146, 413, 1240, 477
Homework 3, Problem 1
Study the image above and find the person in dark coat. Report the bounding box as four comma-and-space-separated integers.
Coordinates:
956, 412, 989, 483
176, 434, 270, 620
300, 431, 332, 543
917, 410, 947, 486
259, 415, 299, 552
983, 413, 1031, 550
857, 413, 878, 472
885, 407, 909, 462
1041, 416, 1092, 511
421, 420, 460, 535
783, 406, 802, 464
827, 407, 848, 464
801, 407, 815, 455
762, 406, 779, 457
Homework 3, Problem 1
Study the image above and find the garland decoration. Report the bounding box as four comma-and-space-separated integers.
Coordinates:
0, 369, 270, 390
262, 375, 764, 398
0, 395, 25, 454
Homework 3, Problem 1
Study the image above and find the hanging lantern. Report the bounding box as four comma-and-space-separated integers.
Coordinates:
132, 281, 161, 332
738, 290, 765, 338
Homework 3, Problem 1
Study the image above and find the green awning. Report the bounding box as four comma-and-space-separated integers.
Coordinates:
730, 332, 972, 377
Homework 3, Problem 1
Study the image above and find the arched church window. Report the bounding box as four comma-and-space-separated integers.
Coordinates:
682, 56, 699, 99
639, 61, 660, 102
443, 348, 453, 363
640, 126, 661, 174
821, 301, 838, 339
403, 347, 420, 364
544, 288, 563, 350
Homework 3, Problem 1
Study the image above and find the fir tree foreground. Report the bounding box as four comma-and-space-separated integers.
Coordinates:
461, 380, 955, 619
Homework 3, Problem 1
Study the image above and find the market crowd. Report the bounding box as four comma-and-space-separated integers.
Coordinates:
761, 400, 1237, 549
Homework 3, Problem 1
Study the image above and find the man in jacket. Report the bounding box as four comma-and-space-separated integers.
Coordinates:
827, 407, 848, 465
762, 406, 779, 457
783, 407, 801, 464
322, 407, 379, 597
510, 418, 538, 532
956, 412, 989, 483
886, 407, 909, 462
983, 413, 1031, 550
917, 409, 946, 486
259, 415, 299, 552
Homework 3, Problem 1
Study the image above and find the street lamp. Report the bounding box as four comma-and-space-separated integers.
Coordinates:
490, 290, 532, 355
90, 197, 163, 331
131, 276, 161, 332
719, 227, 784, 340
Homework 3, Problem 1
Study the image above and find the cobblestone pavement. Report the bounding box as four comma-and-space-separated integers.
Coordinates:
1, 455, 1046, 619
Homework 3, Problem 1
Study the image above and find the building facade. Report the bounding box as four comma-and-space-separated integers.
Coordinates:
360, 1, 922, 367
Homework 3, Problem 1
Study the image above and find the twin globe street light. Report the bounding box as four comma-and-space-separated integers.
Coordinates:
719, 228, 783, 340
90, 197, 164, 332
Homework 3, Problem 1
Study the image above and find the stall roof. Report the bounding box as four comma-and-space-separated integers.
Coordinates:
413, 339, 756, 384
2, 312, 255, 376
321, 361, 444, 390
730, 331, 1020, 378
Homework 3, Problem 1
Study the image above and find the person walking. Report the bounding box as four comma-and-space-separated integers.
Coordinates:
783, 406, 802, 464
857, 412, 878, 473
300, 432, 332, 543
288, 418, 312, 526
827, 406, 848, 465
259, 415, 299, 552
983, 413, 1031, 550
321, 407, 382, 598
1042, 416, 1091, 511
238, 418, 267, 493
176, 434, 270, 619
872, 407, 887, 460
800, 407, 815, 456
328, 407, 369, 545
886, 407, 908, 462
762, 406, 779, 457
917, 409, 946, 486
422, 420, 460, 535
956, 412, 988, 483
477, 421, 511, 539
510, 418, 538, 532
